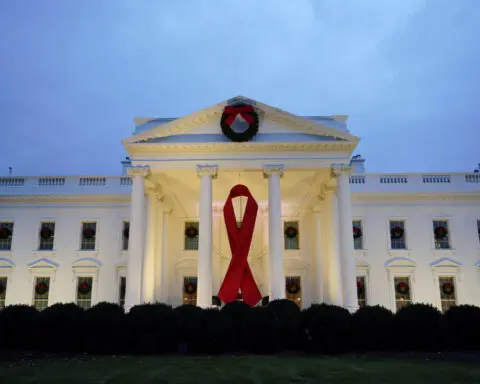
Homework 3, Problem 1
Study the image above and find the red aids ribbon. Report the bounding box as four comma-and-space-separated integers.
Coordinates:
223, 105, 256, 125
218, 184, 262, 307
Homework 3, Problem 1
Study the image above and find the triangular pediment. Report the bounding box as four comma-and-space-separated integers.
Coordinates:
123, 96, 359, 148
430, 257, 462, 269
28, 258, 58, 271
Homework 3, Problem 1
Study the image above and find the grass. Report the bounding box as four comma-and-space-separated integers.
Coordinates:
0, 355, 479, 384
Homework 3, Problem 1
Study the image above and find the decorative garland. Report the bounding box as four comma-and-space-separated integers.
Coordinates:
396, 281, 409, 295
434, 226, 448, 239
390, 226, 404, 239
35, 282, 49, 295
40, 226, 53, 240
356, 280, 365, 295
353, 227, 362, 239
123, 227, 129, 239
284, 226, 298, 239
442, 282, 455, 295
286, 281, 301, 295
184, 282, 197, 295
185, 226, 198, 239
220, 103, 259, 142
82, 228, 96, 240
0, 227, 12, 240
78, 281, 92, 295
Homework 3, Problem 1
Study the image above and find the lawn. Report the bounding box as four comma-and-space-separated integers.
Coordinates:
1, 355, 479, 384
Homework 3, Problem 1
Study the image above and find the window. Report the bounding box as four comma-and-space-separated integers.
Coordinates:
39, 222, 55, 250
33, 277, 50, 310
0, 277, 7, 309
81, 222, 97, 250
285, 276, 301, 308
394, 276, 411, 312
357, 276, 367, 308
184, 222, 199, 250
439, 276, 457, 313
433, 220, 450, 249
119, 276, 126, 307
183, 276, 197, 305
477, 220, 480, 244
389, 221, 406, 249
76, 277, 93, 309
122, 221, 129, 251
0, 222, 14, 251
284, 221, 299, 250
353, 220, 363, 250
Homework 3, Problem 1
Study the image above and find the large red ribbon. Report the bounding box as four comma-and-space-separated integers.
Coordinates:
223, 105, 256, 126
218, 184, 262, 307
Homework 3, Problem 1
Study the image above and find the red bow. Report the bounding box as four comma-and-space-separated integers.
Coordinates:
218, 184, 262, 307
223, 105, 256, 126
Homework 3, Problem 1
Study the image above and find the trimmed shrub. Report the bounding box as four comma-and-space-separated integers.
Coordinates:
268, 299, 301, 350
395, 303, 443, 351
221, 301, 254, 351
127, 303, 179, 354
444, 305, 480, 350
40, 303, 84, 353
0, 305, 40, 351
352, 305, 394, 351
175, 304, 204, 353
194, 309, 234, 354
246, 306, 280, 354
83, 302, 125, 354
297, 304, 352, 354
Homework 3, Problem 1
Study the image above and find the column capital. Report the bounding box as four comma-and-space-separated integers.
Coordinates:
331, 164, 353, 178
263, 164, 284, 178
127, 165, 150, 178
196, 165, 218, 178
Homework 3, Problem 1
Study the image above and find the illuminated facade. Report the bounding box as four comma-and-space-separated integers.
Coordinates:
0, 97, 479, 312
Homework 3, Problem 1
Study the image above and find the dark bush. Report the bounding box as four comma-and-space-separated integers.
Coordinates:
221, 301, 254, 351
40, 303, 84, 353
175, 304, 204, 353
246, 306, 280, 354
83, 302, 125, 354
193, 309, 233, 354
444, 305, 480, 350
297, 304, 352, 354
0, 305, 40, 351
395, 303, 443, 351
268, 299, 301, 350
127, 303, 179, 354
352, 305, 394, 351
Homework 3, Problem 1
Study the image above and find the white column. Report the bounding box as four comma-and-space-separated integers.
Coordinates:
313, 208, 323, 303
264, 165, 285, 301
141, 192, 158, 303
196, 165, 217, 307
333, 165, 358, 312
159, 208, 170, 303
125, 165, 150, 310
325, 189, 343, 306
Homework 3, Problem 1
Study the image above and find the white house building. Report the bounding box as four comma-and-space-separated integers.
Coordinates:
0, 96, 479, 313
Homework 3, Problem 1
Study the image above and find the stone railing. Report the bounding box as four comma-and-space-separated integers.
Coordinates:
350, 172, 480, 193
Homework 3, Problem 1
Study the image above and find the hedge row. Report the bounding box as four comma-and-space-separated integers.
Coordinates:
1, 301, 479, 354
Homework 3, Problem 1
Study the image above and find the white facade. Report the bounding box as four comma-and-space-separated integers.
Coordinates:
1, 96, 479, 313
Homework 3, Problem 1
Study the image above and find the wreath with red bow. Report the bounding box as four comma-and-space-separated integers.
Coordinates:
284, 226, 298, 239
220, 103, 259, 142
391, 226, 404, 239
286, 281, 301, 294
0, 227, 12, 240
82, 227, 96, 240
35, 282, 49, 295
185, 226, 198, 239
78, 281, 91, 295
184, 282, 197, 294
442, 282, 454, 295
434, 226, 448, 239
357, 280, 365, 295
396, 281, 409, 294
40, 226, 53, 240
353, 227, 362, 239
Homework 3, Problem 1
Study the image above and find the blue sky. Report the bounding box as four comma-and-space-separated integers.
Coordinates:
1, 0, 479, 176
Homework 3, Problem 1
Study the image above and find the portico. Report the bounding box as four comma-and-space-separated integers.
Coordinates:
122, 96, 360, 311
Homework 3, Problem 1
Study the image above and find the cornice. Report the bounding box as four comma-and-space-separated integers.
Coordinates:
352, 192, 480, 203
0, 194, 130, 204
